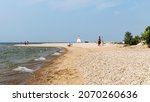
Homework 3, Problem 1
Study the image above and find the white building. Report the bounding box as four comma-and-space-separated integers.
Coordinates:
76, 36, 81, 43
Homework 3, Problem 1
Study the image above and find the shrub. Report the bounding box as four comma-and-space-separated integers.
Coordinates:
124, 32, 141, 45
142, 26, 150, 47
132, 35, 141, 45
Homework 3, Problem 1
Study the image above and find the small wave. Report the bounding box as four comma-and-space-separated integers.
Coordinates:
59, 50, 64, 53
13, 66, 34, 73
52, 52, 61, 56
34, 57, 46, 61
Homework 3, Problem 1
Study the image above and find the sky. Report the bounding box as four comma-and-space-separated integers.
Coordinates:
0, 0, 150, 42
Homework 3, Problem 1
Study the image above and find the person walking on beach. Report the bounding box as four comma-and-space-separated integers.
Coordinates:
98, 36, 101, 46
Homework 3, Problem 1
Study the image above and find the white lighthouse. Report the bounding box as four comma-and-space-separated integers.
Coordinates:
76, 35, 81, 43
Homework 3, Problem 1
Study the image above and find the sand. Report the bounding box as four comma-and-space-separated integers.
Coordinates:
24, 43, 90, 85
16, 43, 150, 85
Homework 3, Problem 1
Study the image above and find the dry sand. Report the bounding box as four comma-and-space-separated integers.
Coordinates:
17, 43, 150, 85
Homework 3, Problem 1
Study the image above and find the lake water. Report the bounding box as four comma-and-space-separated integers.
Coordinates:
0, 43, 64, 84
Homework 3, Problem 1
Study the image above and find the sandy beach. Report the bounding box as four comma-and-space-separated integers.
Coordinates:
17, 43, 150, 85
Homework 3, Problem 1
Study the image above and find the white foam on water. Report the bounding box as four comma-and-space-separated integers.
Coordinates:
59, 50, 64, 53
13, 66, 34, 73
52, 52, 61, 56
34, 57, 46, 61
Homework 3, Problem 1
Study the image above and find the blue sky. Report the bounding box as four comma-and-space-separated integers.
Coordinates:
0, 0, 150, 42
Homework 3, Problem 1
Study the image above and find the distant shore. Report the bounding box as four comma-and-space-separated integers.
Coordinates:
16, 43, 150, 85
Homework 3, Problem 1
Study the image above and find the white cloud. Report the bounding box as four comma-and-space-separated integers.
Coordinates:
21, 0, 48, 6
20, 0, 122, 11
51, 0, 124, 11
96, 0, 121, 10
47, 0, 122, 11
48, 0, 90, 11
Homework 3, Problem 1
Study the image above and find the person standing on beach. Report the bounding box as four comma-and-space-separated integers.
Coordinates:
24, 41, 27, 45
27, 41, 29, 45
98, 36, 101, 46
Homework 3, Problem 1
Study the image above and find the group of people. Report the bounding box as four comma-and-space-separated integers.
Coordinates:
24, 41, 29, 45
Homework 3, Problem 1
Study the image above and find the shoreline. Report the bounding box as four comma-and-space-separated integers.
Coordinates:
24, 44, 86, 85
15, 43, 85, 85
0, 45, 65, 85
15, 43, 150, 85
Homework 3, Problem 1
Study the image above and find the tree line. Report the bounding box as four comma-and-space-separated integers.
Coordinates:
124, 26, 150, 47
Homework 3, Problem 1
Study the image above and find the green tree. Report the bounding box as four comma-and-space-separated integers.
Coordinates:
124, 32, 133, 45
142, 26, 150, 47
124, 32, 141, 45
132, 35, 141, 45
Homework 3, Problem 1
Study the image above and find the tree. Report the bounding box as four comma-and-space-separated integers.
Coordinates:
142, 26, 150, 47
124, 32, 141, 45
132, 35, 141, 45
124, 32, 133, 45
